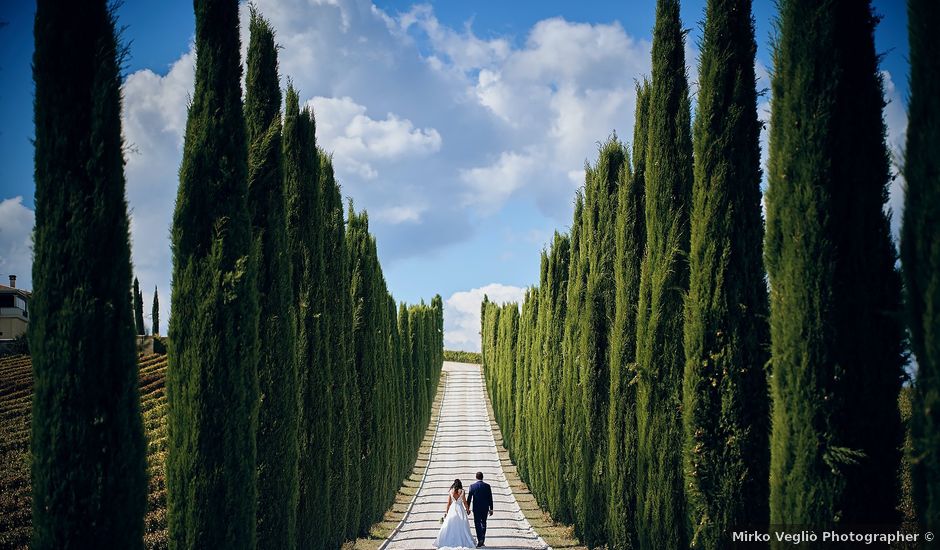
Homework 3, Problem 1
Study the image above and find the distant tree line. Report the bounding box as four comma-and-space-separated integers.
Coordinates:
481, 0, 939, 548
443, 349, 483, 363
28, 1, 443, 548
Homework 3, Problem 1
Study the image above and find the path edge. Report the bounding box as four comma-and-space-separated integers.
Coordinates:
377, 368, 447, 550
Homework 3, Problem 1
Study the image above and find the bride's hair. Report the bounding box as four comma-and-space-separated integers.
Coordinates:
450, 478, 463, 492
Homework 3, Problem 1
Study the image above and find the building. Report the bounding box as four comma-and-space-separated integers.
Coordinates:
0, 275, 30, 341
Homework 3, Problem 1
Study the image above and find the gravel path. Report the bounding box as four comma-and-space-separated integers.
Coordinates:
382, 362, 548, 550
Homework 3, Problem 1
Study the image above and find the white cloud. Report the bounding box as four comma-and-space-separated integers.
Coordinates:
309, 95, 441, 180
396, 4, 511, 73
444, 283, 526, 352
0, 197, 34, 289
122, 48, 196, 332
460, 149, 539, 211
882, 70, 908, 239
375, 204, 425, 224
414, 15, 652, 217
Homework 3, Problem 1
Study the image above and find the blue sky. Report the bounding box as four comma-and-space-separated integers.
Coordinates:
0, 1, 911, 350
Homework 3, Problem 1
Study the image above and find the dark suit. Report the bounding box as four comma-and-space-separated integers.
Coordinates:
467, 480, 493, 544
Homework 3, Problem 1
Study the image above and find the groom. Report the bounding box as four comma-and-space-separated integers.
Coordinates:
466, 471, 493, 547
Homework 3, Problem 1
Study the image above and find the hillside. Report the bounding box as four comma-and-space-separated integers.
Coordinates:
0, 354, 170, 549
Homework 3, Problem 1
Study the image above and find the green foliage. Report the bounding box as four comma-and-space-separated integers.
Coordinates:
576, 137, 627, 547
134, 277, 146, 335
345, 206, 443, 537
633, 1, 693, 547
152, 287, 160, 336
560, 191, 587, 525
904, 0, 940, 530
30, 1, 147, 546
682, 0, 769, 546
765, 0, 905, 530
245, 10, 299, 549
443, 350, 482, 363
284, 85, 333, 547
607, 81, 649, 550
167, 0, 260, 546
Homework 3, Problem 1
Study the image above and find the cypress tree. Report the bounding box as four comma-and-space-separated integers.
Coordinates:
398, 303, 413, 467
134, 277, 145, 335
284, 87, 332, 546
30, 1, 147, 546
349, 207, 381, 531
316, 151, 348, 547
245, 10, 299, 549
560, 191, 587, 524
320, 152, 360, 540
633, 0, 693, 547
682, 0, 769, 546
607, 81, 649, 550
577, 138, 626, 546
532, 254, 550, 501
765, 0, 905, 529
543, 233, 570, 519
511, 288, 533, 461
152, 286, 160, 336
167, 0, 259, 545
903, 0, 940, 530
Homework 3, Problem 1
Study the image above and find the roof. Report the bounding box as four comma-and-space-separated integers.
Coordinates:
0, 285, 31, 298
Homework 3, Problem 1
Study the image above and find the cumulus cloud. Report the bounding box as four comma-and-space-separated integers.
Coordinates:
375, 204, 426, 224
460, 149, 539, 211
309, 95, 441, 180
444, 283, 526, 352
121, 48, 196, 332
0, 197, 34, 289
418, 16, 653, 219
395, 4, 511, 73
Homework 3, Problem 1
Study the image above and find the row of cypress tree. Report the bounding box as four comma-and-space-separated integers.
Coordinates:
29, 0, 443, 548
482, 0, 938, 547
167, 3, 444, 549
131, 278, 160, 335
902, 0, 940, 534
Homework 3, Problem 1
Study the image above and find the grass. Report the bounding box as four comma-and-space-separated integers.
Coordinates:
443, 350, 482, 364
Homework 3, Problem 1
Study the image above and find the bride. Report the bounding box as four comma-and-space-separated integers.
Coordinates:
433, 479, 476, 548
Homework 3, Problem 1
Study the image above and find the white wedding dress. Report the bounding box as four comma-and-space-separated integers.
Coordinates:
433, 489, 476, 549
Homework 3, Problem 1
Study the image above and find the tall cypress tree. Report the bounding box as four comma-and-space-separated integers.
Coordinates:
903, 0, 940, 530
339, 197, 361, 541
607, 81, 649, 550
319, 151, 351, 545
245, 10, 298, 549
682, 0, 769, 546
152, 286, 160, 336
348, 207, 381, 532
167, 0, 259, 546
633, 1, 693, 547
30, 1, 147, 546
577, 138, 626, 546
398, 302, 414, 464
134, 277, 145, 335
543, 233, 570, 519
284, 87, 332, 546
560, 191, 587, 524
765, 0, 905, 529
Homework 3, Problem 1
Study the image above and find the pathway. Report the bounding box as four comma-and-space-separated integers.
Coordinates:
382, 362, 549, 550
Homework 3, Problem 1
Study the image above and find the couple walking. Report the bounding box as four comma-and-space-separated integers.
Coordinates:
433, 472, 494, 548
